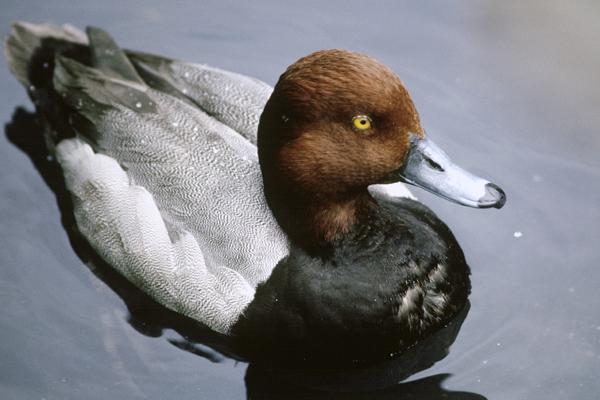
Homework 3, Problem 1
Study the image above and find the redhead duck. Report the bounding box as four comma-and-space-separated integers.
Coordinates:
5, 22, 505, 364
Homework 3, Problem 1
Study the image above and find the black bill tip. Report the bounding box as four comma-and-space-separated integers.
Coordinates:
478, 183, 506, 209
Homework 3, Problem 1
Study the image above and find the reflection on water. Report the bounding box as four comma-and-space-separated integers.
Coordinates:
5, 107, 482, 398
246, 371, 486, 400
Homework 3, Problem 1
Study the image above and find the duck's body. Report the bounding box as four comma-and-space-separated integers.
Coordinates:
5, 22, 503, 363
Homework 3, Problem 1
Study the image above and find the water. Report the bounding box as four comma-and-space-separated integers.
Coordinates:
1, 1, 599, 399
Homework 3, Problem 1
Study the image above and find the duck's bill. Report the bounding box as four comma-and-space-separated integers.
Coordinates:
388, 135, 506, 209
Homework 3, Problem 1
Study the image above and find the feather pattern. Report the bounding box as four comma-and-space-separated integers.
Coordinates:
6, 22, 288, 333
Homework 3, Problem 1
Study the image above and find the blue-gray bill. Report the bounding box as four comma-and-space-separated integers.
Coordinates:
386, 134, 506, 209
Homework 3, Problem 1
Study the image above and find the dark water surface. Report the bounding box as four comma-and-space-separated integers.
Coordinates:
1, 1, 599, 399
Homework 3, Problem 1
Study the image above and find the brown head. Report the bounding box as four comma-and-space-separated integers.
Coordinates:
260, 50, 423, 195
258, 49, 505, 253
258, 50, 422, 250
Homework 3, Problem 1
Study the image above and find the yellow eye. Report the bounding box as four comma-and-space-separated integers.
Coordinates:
352, 115, 372, 130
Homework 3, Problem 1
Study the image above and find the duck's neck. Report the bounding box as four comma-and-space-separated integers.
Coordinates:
264, 185, 376, 256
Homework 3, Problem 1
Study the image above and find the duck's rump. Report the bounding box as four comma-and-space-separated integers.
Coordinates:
5, 22, 288, 334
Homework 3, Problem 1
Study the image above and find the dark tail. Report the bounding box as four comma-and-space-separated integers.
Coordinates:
4, 22, 147, 89
5, 22, 87, 88
4, 22, 152, 148
5, 23, 91, 146
5, 22, 205, 151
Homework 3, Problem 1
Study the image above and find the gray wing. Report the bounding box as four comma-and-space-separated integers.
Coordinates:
7, 22, 288, 333
127, 50, 272, 145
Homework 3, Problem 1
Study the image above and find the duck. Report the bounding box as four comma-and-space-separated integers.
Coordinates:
5, 22, 505, 365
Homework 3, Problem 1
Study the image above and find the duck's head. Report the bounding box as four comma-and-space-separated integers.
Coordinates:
258, 50, 505, 248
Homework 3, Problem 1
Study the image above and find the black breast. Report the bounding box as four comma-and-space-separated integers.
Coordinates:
231, 197, 470, 366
